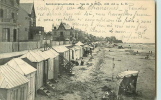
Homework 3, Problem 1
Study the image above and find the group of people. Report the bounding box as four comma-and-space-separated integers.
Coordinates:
75, 58, 84, 66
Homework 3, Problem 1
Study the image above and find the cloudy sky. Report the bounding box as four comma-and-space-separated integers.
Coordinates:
20, 0, 155, 43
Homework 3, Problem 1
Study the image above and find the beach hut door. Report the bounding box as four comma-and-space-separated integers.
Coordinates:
43, 60, 48, 85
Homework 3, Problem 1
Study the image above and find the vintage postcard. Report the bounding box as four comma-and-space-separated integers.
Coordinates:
0, 0, 156, 100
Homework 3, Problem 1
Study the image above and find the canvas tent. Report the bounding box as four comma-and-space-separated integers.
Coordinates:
75, 41, 84, 46
0, 65, 29, 100
52, 46, 69, 74
75, 42, 84, 57
83, 45, 91, 57
116, 71, 139, 97
43, 49, 59, 80
70, 46, 82, 60
34, 50, 52, 84
20, 51, 45, 90
5, 58, 37, 100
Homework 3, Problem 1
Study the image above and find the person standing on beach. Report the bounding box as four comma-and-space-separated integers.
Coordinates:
81, 58, 84, 66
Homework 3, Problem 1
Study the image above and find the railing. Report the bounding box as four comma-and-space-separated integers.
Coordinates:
1, 18, 17, 23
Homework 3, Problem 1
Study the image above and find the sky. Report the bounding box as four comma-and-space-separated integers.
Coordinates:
20, 0, 155, 43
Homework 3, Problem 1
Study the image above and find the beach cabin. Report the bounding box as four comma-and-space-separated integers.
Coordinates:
5, 58, 37, 100
116, 71, 139, 98
34, 50, 51, 84
43, 49, 59, 80
75, 41, 84, 57
0, 65, 29, 100
83, 45, 91, 57
67, 45, 82, 60
20, 51, 44, 91
66, 45, 74, 61
52, 46, 69, 74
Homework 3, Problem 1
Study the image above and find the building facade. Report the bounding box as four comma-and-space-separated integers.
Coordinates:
52, 22, 75, 41
0, 0, 20, 42
18, 3, 36, 41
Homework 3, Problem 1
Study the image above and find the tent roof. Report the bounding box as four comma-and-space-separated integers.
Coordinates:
0, 65, 29, 89
44, 49, 59, 58
73, 46, 81, 50
84, 45, 90, 48
5, 58, 36, 75
52, 46, 69, 53
35, 50, 50, 60
75, 41, 84, 46
49, 49, 59, 56
117, 71, 139, 79
20, 51, 44, 62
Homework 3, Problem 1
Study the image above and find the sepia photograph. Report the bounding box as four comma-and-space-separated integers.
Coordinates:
0, 0, 156, 100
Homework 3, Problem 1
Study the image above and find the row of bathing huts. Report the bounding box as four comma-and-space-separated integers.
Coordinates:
0, 41, 97, 100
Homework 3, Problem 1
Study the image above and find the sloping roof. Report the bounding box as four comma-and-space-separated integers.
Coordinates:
117, 71, 139, 79
53, 24, 59, 29
35, 50, 50, 60
44, 49, 59, 59
0, 65, 29, 89
58, 22, 72, 30
49, 49, 59, 57
5, 58, 36, 75
52, 46, 69, 53
84, 45, 90, 48
20, 3, 33, 14
73, 46, 81, 50
75, 41, 84, 46
62, 23, 72, 29
20, 51, 44, 62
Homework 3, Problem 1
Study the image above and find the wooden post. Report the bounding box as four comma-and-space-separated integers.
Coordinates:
112, 58, 115, 81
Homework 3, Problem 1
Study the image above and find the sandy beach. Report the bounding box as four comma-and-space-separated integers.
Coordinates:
35, 43, 156, 100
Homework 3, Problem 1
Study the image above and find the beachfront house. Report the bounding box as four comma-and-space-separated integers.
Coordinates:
5, 58, 37, 100
0, 65, 29, 100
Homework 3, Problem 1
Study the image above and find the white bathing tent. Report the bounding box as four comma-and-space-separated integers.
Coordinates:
20, 51, 44, 91
0, 65, 29, 100
52, 46, 69, 74
34, 50, 52, 82
53, 46, 69, 61
75, 41, 84, 46
75, 41, 84, 57
44, 49, 59, 79
5, 58, 37, 100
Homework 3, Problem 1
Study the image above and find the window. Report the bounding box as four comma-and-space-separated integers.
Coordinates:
60, 32, 63, 36
13, 29, 17, 42
2, 28, 10, 42
0, 9, 3, 18
70, 32, 72, 35
12, 13, 14, 19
